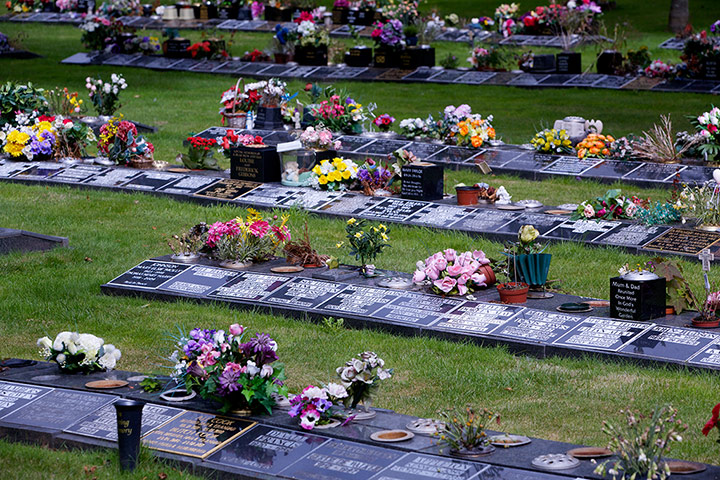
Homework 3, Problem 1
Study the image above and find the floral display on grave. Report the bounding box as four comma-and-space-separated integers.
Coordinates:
298, 125, 341, 151
572, 189, 645, 221
215, 131, 264, 159
0, 82, 48, 129
168, 223, 209, 261
86, 74, 127, 117
335, 351, 392, 412
530, 128, 573, 154
309, 156, 359, 190
413, 249, 493, 295
166, 323, 287, 414
357, 158, 397, 196
97, 116, 154, 166
575, 133, 614, 159
37, 331, 122, 373
219, 81, 262, 127
373, 113, 395, 132
182, 135, 221, 170
288, 383, 349, 429
340, 218, 390, 276
435, 405, 500, 456
308, 92, 366, 135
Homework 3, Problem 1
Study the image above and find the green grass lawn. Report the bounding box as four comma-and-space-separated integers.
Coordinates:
4, 2, 720, 475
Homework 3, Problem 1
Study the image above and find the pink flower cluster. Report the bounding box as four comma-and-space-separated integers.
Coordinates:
413, 249, 492, 295
206, 219, 241, 247
314, 95, 345, 119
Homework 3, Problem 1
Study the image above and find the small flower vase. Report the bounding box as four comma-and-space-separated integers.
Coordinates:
219, 259, 253, 270
361, 264, 376, 277
349, 398, 376, 420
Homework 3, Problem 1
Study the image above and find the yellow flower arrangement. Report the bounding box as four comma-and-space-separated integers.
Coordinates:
3, 129, 30, 157
530, 128, 573, 154
310, 156, 359, 191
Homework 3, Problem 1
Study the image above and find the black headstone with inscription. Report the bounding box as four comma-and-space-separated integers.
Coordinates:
230, 145, 281, 183
401, 162, 443, 201
610, 273, 665, 321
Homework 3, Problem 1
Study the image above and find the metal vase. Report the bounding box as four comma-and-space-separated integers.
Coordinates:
114, 399, 145, 471
515, 253, 552, 287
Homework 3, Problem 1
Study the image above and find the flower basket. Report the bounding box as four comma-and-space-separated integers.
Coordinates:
129, 154, 154, 169
515, 253, 551, 287
223, 111, 247, 129
497, 282, 529, 303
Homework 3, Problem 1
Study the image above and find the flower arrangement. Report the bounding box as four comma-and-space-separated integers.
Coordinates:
272, 24, 292, 55
357, 159, 394, 196
168, 223, 209, 258
241, 48, 270, 62
310, 157, 359, 191
47, 87, 85, 116
97, 116, 154, 165
342, 218, 390, 271
399, 116, 439, 139
440, 104, 473, 138
336, 351, 392, 410
1, 119, 56, 161
594, 405, 686, 480
644, 59, 674, 78
216, 130, 264, 158
187, 40, 229, 60
182, 136, 221, 170
55, 0, 78, 11
128, 35, 161, 55
571, 189, 643, 221
79, 15, 124, 52
467, 46, 505, 69
609, 135, 639, 161
310, 94, 366, 134
371, 19, 405, 49
288, 383, 348, 430
413, 249, 491, 295
206, 210, 290, 263
250, 0, 264, 19
381, 0, 419, 24
298, 125, 341, 151
692, 106, 720, 159
0, 81, 48, 128
494, 2, 519, 23
703, 403, 720, 442
293, 20, 330, 47
576, 133, 614, 159
5, 0, 34, 13
37, 332, 121, 373
51, 115, 96, 160
454, 115, 496, 148
530, 128, 573, 154
373, 113, 395, 132
436, 406, 500, 454
167, 323, 287, 414
682, 183, 720, 227
257, 78, 287, 107
86, 74, 127, 117
219, 82, 262, 119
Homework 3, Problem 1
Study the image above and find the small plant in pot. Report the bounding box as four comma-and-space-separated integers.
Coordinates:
435, 405, 500, 457
168, 223, 208, 263
341, 218, 390, 276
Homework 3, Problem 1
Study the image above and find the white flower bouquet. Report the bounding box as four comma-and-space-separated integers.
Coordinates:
37, 331, 121, 373
336, 351, 392, 409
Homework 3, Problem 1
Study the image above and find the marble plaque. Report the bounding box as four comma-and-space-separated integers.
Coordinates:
623, 163, 686, 182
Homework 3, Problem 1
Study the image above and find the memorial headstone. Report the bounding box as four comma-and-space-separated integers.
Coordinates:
401, 162, 443, 201
230, 145, 281, 182
610, 271, 666, 321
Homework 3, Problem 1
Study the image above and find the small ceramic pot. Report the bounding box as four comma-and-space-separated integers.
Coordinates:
497, 282, 529, 304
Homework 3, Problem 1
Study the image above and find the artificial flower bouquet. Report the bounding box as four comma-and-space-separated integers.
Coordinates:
336, 351, 392, 410
436, 405, 500, 454
86, 74, 127, 117
310, 157, 359, 191
298, 125, 341, 151
292, 20, 330, 48
644, 59, 675, 78
187, 39, 229, 60
206, 209, 291, 263
576, 133, 614, 159
373, 113, 395, 132
79, 15, 125, 51
97, 116, 154, 165
571, 189, 643, 221
381, 0, 419, 24
258, 78, 287, 107
454, 115, 496, 149
37, 331, 121, 373
413, 249, 492, 295
51, 115, 96, 160
168, 323, 287, 414
310, 94, 366, 135
357, 159, 395, 196
182, 135, 221, 170
530, 128, 573, 154
288, 383, 349, 430
398, 116, 439, 139
1, 118, 56, 161
371, 19, 405, 49
47, 87, 85, 117
692, 106, 720, 159
467, 46, 504, 70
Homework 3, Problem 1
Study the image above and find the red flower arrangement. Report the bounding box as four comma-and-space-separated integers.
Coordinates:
187, 136, 217, 151
294, 11, 314, 23
702, 403, 720, 439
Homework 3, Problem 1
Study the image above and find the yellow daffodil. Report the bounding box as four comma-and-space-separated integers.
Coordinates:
312, 165, 322, 175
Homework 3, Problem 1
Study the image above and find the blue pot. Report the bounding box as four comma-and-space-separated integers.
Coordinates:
515, 253, 551, 287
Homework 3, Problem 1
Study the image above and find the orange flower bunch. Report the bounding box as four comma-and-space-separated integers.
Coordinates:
455, 116, 496, 149
576, 133, 615, 159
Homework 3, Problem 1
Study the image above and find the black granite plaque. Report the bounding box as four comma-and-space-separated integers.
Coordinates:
262, 277, 346, 309
193, 126, 230, 140
658, 38, 686, 50
538, 74, 577, 86
495, 212, 566, 236
0, 381, 53, 418
496, 152, 544, 171
167, 58, 201, 71
433, 302, 524, 335
623, 163, 685, 182
688, 340, 720, 367
50, 164, 108, 183
157, 265, 240, 296
508, 73, 546, 86
230, 145, 280, 182
206, 425, 327, 475
234, 184, 298, 207
619, 326, 719, 361
106, 260, 191, 290
685, 80, 719, 92
594, 75, 633, 89
375, 452, 488, 480
405, 204, 475, 228
546, 219, 620, 242
317, 285, 404, 316
652, 78, 693, 91
553, 317, 650, 351
472, 149, 524, 167
238, 63, 274, 75
190, 60, 226, 72
82, 168, 141, 187
456, 71, 497, 84
14, 164, 65, 180
358, 197, 428, 221
493, 310, 581, 343
643, 228, 720, 255
452, 209, 520, 233
1, 388, 114, 430
194, 178, 261, 200
103, 53, 141, 66
580, 160, 643, 179
677, 165, 714, 185
319, 193, 375, 216
403, 142, 448, 160
428, 146, 479, 163
401, 162, 443, 201
480, 465, 565, 480
133, 56, 180, 69
158, 176, 220, 195
564, 73, 604, 86
372, 292, 464, 326
277, 190, 342, 210
288, 66, 319, 77
142, 410, 255, 459
0, 162, 33, 178
610, 275, 665, 321
336, 136, 373, 153
595, 224, 669, 247
208, 272, 290, 301
431, 69, 470, 83
330, 67, 369, 79
280, 438, 404, 480
61, 52, 99, 65
64, 402, 183, 441
356, 139, 412, 155
122, 171, 186, 191
403, 68, 438, 81
539, 157, 601, 175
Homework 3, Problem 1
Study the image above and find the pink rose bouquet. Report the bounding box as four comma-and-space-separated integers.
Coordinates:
413, 249, 492, 295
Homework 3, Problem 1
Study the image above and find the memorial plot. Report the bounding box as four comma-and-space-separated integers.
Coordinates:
428, 146, 480, 163
623, 163, 685, 182
317, 285, 405, 316
263, 277, 347, 309
493, 310, 582, 343
319, 193, 380, 216
471, 149, 524, 167
358, 197, 428, 222
433, 303, 524, 335
564, 73, 605, 86
688, 339, 720, 368
106, 260, 190, 290
451, 209, 520, 234
0, 162, 33, 178
431, 69, 470, 83
375, 452, 489, 480
157, 265, 240, 296
539, 156, 602, 175
494, 151, 544, 171
356, 139, 412, 155
580, 160, 643, 179
677, 165, 714, 185
0, 381, 53, 418
371, 292, 465, 327
403, 142, 448, 159
643, 228, 720, 255
50, 164, 108, 183
233, 184, 298, 206
64, 402, 183, 441
405, 204, 476, 228
594, 224, 669, 247
277, 189, 342, 210
206, 425, 327, 475
456, 71, 497, 84
142, 410, 255, 459
546, 219, 620, 242
336, 136, 374, 152
552, 317, 650, 352
13, 164, 65, 180
495, 212, 565, 236
82, 168, 141, 187
619, 326, 719, 362
1, 389, 115, 430
193, 178, 260, 201
122, 171, 186, 191
158, 175, 220, 195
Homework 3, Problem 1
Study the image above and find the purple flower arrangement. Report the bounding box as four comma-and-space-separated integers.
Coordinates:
288, 383, 349, 430
371, 20, 405, 48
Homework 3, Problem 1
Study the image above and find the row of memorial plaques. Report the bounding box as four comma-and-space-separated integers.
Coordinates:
104, 260, 720, 368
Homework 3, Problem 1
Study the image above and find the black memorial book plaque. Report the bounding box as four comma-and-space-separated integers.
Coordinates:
279, 438, 404, 480
1, 388, 115, 430
0, 381, 53, 418
451, 209, 520, 234
263, 277, 346, 309
317, 285, 405, 317
546, 219, 620, 242
619, 326, 719, 362
106, 260, 191, 290
377, 452, 489, 480
158, 176, 220, 195
82, 168, 141, 187
552, 317, 650, 352
64, 402, 184, 441
14, 164, 66, 180
643, 228, 720, 255
492, 310, 581, 343
208, 272, 290, 301
358, 197, 428, 222
688, 340, 720, 368
371, 292, 465, 327
122, 172, 185, 191
433, 303, 524, 335
276, 189, 342, 210
405, 204, 475, 228
206, 425, 327, 475
194, 178, 260, 201
157, 265, 240, 297
142, 410, 255, 459
50, 164, 108, 183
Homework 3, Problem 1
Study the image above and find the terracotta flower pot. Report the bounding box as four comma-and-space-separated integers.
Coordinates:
692, 316, 720, 329
665, 306, 676, 316
497, 282, 529, 304
478, 265, 496, 287
456, 186, 480, 206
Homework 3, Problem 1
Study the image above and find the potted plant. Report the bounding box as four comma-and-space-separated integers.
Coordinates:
97, 117, 155, 168
511, 225, 552, 296
341, 218, 389, 276
594, 405, 687, 480
413, 249, 495, 295
37, 331, 122, 373
182, 135, 221, 170
496, 237, 530, 304
288, 383, 349, 430
336, 351, 392, 419
435, 405, 499, 457
168, 223, 208, 263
